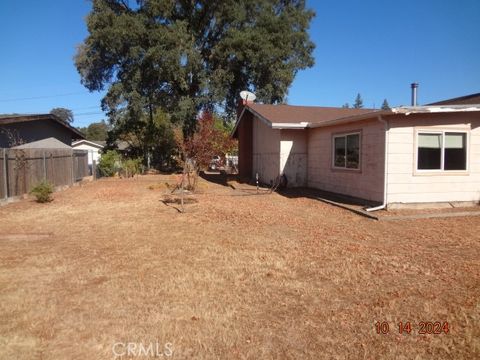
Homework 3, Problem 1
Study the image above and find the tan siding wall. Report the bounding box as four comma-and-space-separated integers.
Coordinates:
307, 119, 385, 202
386, 112, 480, 204
280, 129, 307, 187
252, 116, 280, 185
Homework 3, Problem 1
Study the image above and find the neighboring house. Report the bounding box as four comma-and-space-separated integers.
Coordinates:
0, 114, 84, 148
72, 139, 133, 171
12, 137, 72, 149
428, 92, 480, 106
233, 94, 480, 208
72, 139, 104, 166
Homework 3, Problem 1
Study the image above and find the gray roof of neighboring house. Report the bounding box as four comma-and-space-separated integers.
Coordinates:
72, 139, 105, 149
72, 139, 130, 150
427, 93, 480, 106
0, 114, 85, 139
12, 137, 72, 149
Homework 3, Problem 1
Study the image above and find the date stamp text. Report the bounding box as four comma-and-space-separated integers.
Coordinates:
375, 321, 449, 335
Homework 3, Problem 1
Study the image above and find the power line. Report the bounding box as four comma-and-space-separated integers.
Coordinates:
0, 91, 93, 103
71, 105, 102, 111
74, 112, 104, 116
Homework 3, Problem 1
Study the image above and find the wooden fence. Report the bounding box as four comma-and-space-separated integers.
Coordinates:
0, 148, 89, 199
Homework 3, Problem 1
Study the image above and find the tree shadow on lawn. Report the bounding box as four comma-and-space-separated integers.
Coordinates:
200, 172, 276, 197
199, 171, 237, 188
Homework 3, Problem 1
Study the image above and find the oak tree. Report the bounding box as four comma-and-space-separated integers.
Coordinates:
50, 108, 74, 124
75, 0, 315, 137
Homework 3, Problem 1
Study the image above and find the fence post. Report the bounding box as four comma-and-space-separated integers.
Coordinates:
71, 152, 74, 184
43, 150, 47, 181
51, 153, 55, 186
92, 160, 97, 180
2, 149, 7, 200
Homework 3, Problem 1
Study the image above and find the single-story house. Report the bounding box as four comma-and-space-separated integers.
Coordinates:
72, 139, 105, 166
0, 114, 84, 148
233, 93, 480, 209
12, 137, 73, 149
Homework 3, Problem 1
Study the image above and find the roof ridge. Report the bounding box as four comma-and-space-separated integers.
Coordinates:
248, 103, 375, 111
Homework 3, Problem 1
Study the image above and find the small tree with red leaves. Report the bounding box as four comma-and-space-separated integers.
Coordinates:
175, 111, 236, 192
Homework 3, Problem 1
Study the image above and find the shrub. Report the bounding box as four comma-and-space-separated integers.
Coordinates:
98, 150, 121, 177
30, 181, 54, 203
123, 158, 142, 177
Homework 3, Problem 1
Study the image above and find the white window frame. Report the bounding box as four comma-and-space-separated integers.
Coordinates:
332, 132, 361, 170
415, 130, 469, 173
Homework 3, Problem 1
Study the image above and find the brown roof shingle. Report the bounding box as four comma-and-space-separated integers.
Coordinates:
246, 104, 374, 125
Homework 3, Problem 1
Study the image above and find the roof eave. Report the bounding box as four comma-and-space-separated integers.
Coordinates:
232, 104, 480, 135
309, 105, 480, 129
231, 107, 246, 138
72, 139, 105, 148
391, 105, 480, 114
232, 105, 276, 138
271, 122, 309, 129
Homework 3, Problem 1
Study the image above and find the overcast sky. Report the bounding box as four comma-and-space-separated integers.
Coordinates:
0, 0, 479, 127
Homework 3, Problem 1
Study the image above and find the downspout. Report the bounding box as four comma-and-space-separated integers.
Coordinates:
366, 115, 389, 212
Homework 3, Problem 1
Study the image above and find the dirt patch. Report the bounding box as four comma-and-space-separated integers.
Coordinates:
0, 175, 479, 359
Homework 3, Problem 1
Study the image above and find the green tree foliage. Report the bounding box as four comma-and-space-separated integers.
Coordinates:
381, 99, 390, 110
107, 109, 177, 168
98, 150, 122, 177
353, 93, 364, 109
75, 0, 315, 135
122, 158, 143, 177
78, 120, 110, 141
50, 108, 74, 124
341, 103, 350, 109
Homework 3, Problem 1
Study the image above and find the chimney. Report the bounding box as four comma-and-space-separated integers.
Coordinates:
411, 82, 419, 106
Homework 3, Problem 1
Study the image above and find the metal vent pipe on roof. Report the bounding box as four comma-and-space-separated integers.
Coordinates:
411, 82, 419, 106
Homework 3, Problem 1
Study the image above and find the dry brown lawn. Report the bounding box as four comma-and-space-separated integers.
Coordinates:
0, 175, 479, 359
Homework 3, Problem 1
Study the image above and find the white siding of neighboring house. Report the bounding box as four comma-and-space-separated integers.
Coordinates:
252, 116, 280, 185
72, 143, 102, 165
280, 129, 307, 187
386, 112, 480, 205
307, 119, 385, 202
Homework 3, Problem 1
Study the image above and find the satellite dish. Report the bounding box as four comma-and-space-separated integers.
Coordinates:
240, 90, 256, 102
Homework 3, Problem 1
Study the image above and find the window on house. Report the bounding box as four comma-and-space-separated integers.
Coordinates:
444, 133, 467, 170
333, 133, 360, 169
417, 132, 467, 171
417, 133, 442, 169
